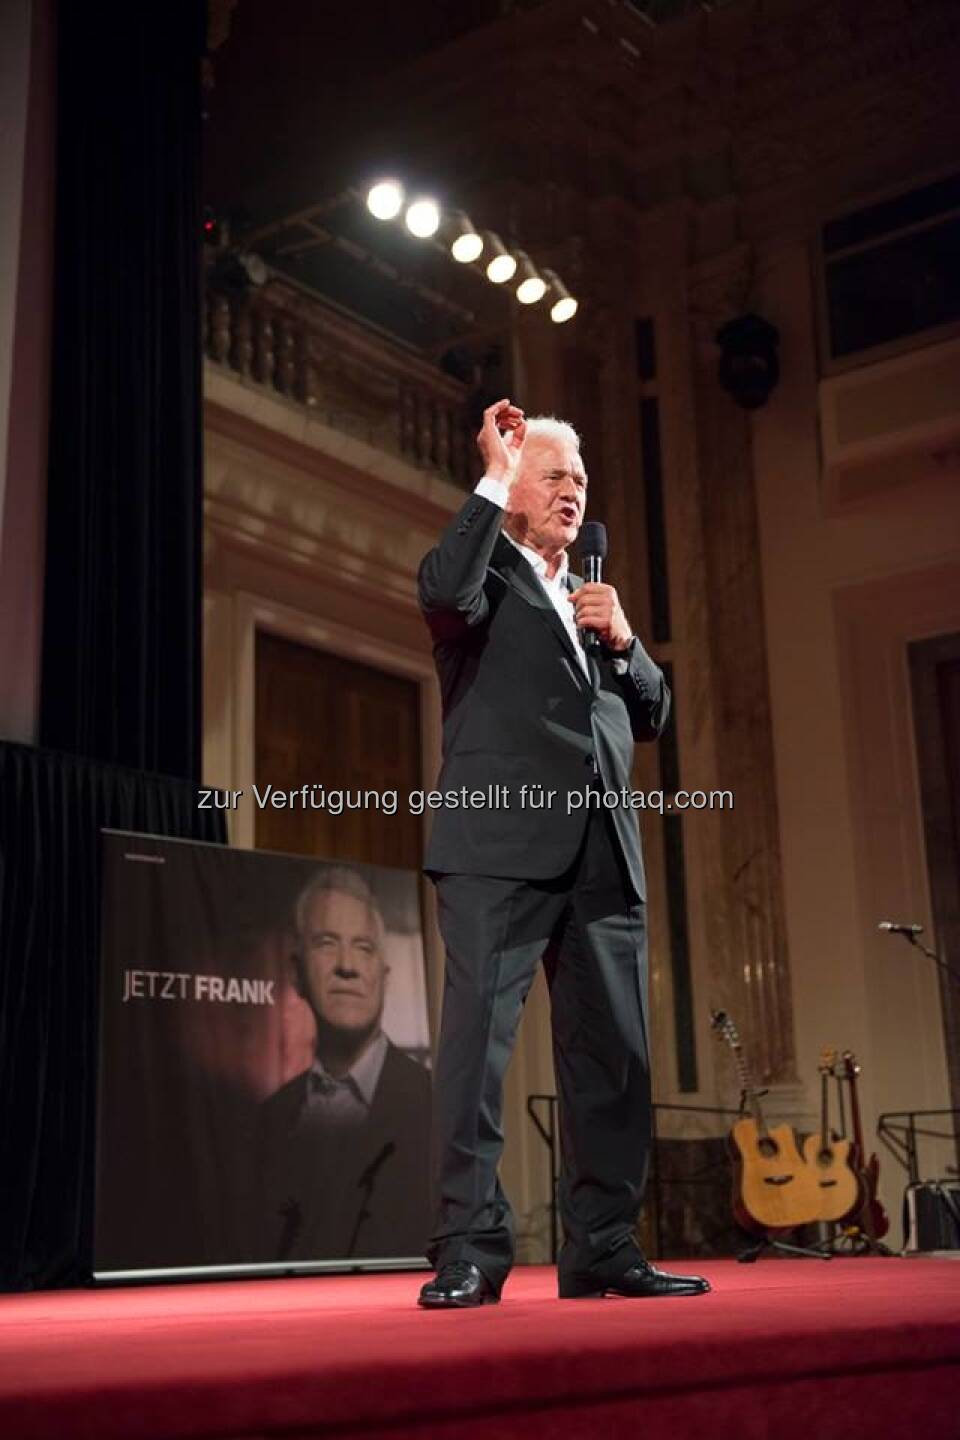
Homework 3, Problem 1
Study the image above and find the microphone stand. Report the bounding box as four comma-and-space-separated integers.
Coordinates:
894, 929, 960, 988
889, 929, 960, 1186
346, 1141, 395, 1258
276, 1197, 303, 1262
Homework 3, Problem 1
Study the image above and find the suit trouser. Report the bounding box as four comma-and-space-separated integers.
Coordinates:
427, 809, 651, 1292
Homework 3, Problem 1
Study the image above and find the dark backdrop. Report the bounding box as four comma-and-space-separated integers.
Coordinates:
39, 0, 206, 778
0, 745, 225, 1289
0, 0, 218, 1290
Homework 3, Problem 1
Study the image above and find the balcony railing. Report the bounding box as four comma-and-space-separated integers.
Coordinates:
204, 274, 479, 490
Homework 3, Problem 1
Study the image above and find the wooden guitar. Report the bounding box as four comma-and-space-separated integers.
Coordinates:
802, 1048, 862, 1223
836, 1050, 890, 1240
711, 1010, 820, 1231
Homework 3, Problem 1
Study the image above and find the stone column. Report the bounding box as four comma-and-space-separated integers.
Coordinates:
686, 244, 797, 1088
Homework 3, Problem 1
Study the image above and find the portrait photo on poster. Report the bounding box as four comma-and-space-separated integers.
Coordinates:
94, 830, 432, 1276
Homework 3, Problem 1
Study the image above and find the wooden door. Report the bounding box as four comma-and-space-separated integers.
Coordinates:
254, 630, 422, 869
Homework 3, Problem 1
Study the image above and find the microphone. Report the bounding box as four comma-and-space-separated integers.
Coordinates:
878, 922, 924, 936
578, 521, 608, 653
347, 1141, 396, 1258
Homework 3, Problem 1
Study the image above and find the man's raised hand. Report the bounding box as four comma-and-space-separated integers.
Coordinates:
477, 399, 526, 483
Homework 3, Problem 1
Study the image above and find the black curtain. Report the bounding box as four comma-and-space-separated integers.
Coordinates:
39, 0, 206, 778
0, 743, 225, 1290
0, 1, 219, 1290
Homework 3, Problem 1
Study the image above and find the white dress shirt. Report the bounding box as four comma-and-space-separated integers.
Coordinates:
303, 1028, 389, 1128
475, 475, 589, 676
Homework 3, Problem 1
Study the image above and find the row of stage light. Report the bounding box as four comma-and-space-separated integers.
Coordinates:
365, 180, 578, 324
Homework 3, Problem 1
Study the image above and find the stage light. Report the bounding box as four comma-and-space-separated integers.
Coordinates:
514, 252, 547, 305
367, 179, 404, 220
238, 251, 268, 287
543, 269, 578, 323
551, 294, 578, 323
405, 197, 441, 238
485, 233, 517, 284
452, 232, 483, 263
449, 213, 484, 263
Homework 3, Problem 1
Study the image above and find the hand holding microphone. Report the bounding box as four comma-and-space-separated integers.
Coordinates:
571, 522, 633, 654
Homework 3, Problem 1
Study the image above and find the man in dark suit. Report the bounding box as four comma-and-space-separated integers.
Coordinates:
416, 400, 709, 1306
254, 866, 431, 1262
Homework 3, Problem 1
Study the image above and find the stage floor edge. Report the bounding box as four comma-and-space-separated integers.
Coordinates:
1, 1257, 959, 1440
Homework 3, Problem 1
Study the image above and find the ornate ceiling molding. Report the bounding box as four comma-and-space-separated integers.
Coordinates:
687, 242, 755, 348
359, 0, 960, 219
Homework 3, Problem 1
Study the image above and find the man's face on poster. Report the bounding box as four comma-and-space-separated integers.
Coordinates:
298, 889, 387, 1037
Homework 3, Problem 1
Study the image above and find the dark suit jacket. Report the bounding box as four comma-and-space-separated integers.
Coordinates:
418, 493, 671, 900
252, 1041, 431, 1262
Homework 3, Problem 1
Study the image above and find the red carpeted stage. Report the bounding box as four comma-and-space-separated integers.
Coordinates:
2, 1258, 958, 1439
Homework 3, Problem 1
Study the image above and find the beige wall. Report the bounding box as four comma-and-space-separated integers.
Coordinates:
0, 0, 53, 745
203, 211, 960, 1251
751, 237, 959, 1224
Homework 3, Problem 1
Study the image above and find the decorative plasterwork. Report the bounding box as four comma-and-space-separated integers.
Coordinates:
342, 0, 960, 260
687, 243, 755, 348
203, 372, 465, 615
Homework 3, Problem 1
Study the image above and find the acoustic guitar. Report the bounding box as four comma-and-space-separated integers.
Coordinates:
711, 1010, 820, 1231
836, 1049, 890, 1240
801, 1047, 862, 1223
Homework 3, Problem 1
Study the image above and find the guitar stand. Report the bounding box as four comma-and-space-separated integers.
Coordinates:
738, 1221, 895, 1263
737, 1231, 832, 1263
806, 1224, 894, 1258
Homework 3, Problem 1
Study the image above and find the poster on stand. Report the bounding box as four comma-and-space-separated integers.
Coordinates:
94, 830, 432, 1277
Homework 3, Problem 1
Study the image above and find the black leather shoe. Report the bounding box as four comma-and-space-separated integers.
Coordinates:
559, 1260, 710, 1299
418, 1261, 500, 1309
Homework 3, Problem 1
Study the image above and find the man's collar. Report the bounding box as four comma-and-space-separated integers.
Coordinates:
310, 1029, 388, 1106
502, 528, 569, 583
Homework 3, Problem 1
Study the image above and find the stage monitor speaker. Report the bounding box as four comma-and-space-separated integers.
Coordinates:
903, 1181, 960, 1252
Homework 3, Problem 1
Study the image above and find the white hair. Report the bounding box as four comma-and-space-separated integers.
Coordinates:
522, 414, 581, 450
294, 865, 385, 954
